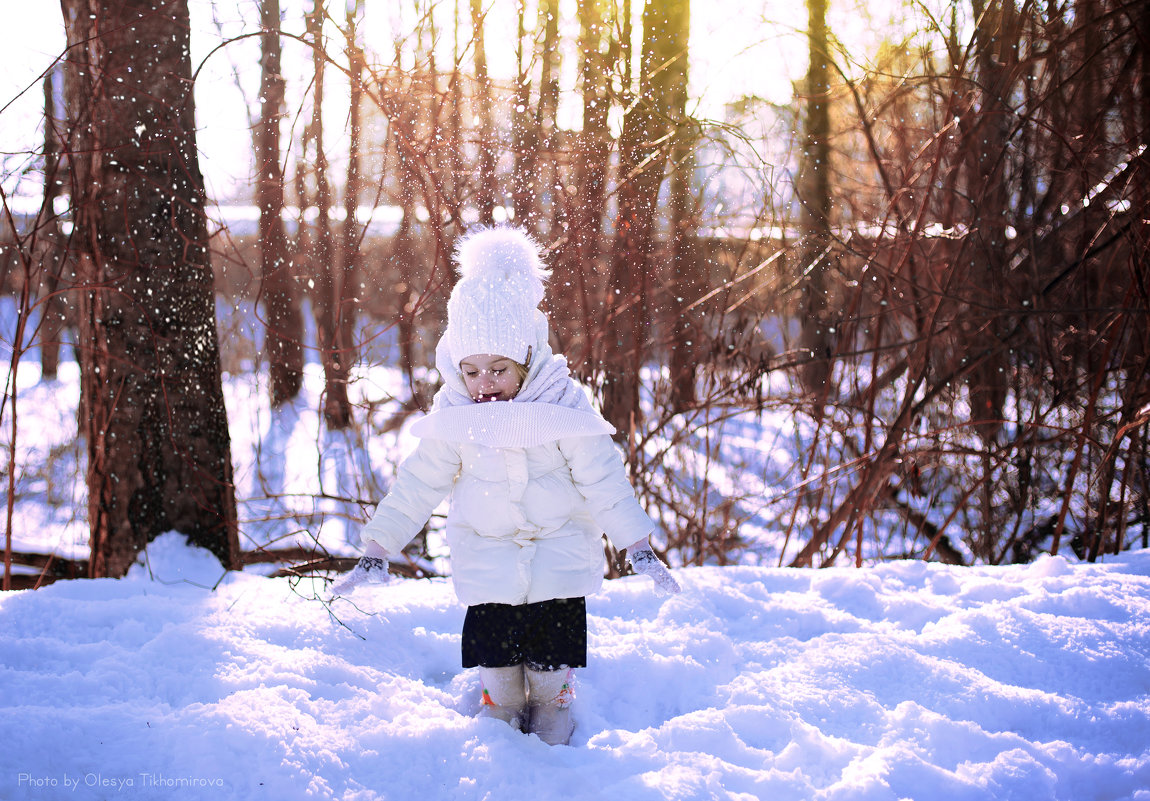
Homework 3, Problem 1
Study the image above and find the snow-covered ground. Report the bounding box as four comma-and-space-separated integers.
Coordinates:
2, 307, 1149, 799
2, 533, 1148, 800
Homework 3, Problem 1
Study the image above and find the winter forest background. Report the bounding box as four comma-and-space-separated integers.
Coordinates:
1, 0, 1148, 590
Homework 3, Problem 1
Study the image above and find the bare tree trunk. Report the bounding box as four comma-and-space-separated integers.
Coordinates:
1141, 0, 1150, 164
61, 0, 240, 577
257, 0, 304, 407
511, 3, 537, 228
668, 139, 701, 411
797, 0, 833, 396
38, 66, 68, 381
338, 1, 364, 413
306, 0, 351, 429
445, 4, 467, 217
424, 7, 447, 228
388, 80, 425, 394
552, 0, 611, 372
537, 0, 560, 232
665, 12, 698, 412
963, 0, 1018, 560
601, 0, 689, 440
469, 0, 497, 226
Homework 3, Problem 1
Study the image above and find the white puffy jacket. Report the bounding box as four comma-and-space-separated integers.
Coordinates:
360, 402, 654, 606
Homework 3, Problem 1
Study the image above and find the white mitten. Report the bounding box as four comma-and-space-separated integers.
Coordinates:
627, 542, 682, 596
331, 540, 391, 595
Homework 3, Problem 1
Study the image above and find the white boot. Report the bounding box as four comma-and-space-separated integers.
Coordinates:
525, 668, 575, 746
477, 665, 528, 731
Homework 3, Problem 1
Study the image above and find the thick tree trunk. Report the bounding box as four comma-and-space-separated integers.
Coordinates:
601, 0, 689, 440
964, 0, 1018, 559
61, 0, 240, 576
257, 0, 304, 407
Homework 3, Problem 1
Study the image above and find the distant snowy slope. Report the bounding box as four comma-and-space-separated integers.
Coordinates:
1, 534, 1148, 800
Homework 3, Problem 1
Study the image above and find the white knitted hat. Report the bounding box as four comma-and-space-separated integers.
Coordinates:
440, 226, 550, 369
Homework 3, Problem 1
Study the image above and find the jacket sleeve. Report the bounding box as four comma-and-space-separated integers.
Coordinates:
359, 437, 461, 555
558, 434, 655, 550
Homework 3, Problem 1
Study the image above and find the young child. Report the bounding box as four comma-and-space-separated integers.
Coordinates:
334, 226, 680, 746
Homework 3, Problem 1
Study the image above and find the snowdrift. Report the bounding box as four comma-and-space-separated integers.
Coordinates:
2, 533, 1148, 800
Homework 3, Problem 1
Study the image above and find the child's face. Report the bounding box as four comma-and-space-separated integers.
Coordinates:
459, 354, 523, 402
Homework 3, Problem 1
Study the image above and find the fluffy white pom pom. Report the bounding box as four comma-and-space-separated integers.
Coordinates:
454, 227, 550, 305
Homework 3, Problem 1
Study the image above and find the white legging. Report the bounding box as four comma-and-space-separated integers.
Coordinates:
478, 665, 574, 745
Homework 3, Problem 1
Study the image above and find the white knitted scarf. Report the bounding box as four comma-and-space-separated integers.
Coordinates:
417, 342, 612, 448
409, 400, 614, 448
